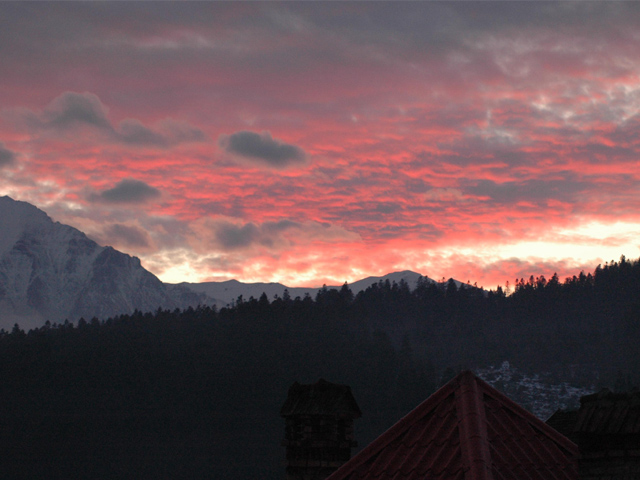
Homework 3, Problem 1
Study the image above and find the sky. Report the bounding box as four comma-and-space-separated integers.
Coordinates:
2, 2, 640, 289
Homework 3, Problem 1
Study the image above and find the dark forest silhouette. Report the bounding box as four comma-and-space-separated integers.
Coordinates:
1, 256, 639, 479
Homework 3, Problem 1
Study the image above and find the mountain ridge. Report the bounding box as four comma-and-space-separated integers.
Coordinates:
170, 270, 438, 307
0, 196, 466, 329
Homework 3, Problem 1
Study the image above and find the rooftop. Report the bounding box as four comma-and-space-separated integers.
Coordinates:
281, 378, 362, 418
327, 371, 579, 480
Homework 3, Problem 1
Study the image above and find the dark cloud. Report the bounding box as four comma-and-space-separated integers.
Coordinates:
39, 92, 113, 131
17, 92, 207, 148
0, 143, 16, 168
375, 202, 402, 214
103, 224, 151, 248
214, 222, 260, 249
405, 178, 430, 194
91, 179, 161, 204
211, 219, 301, 250
159, 120, 209, 144
208, 219, 353, 252
118, 119, 168, 147
2, 3, 640, 102
575, 142, 638, 164
262, 220, 300, 234
219, 131, 307, 168
4, 3, 637, 54
468, 178, 587, 205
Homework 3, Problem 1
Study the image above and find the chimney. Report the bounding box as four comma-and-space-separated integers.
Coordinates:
281, 379, 361, 480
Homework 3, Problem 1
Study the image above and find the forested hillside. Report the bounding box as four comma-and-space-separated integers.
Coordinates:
1, 256, 640, 479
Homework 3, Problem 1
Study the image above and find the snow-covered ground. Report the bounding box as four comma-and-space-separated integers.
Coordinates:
476, 361, 595, 420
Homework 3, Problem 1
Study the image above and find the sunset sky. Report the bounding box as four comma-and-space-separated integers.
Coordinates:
2, 2, 640, 289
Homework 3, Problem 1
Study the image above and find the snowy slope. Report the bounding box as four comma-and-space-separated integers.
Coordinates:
0, 196, 205, 330
173, 270, 442, 307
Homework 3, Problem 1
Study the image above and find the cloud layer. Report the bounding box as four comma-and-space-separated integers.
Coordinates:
2, 3, 640, 288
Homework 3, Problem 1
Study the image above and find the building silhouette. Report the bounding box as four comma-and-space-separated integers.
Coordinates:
281, 379, 362, 480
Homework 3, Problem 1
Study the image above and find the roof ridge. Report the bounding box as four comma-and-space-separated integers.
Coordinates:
455, 371, 494, 480
326, 370, 579, 480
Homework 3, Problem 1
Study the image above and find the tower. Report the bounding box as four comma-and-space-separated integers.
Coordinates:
281, 379, 361, 480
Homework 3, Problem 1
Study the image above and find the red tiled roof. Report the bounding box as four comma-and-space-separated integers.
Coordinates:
327, 371, 579, 480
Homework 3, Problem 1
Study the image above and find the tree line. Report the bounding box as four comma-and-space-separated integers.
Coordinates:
2, 256, 640, 478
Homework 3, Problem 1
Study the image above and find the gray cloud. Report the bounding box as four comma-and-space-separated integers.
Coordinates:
214, 222, 261, 249
103, 223, 151, 248
91, 179, 161, 204
3, 3, 637, 55
375, 202, 402, 214
159, 119, 209, 144
0, 143, 16, 168
200, 218, 358, 253
39, 92, 113, 131
468, 178, 588, 205
118, 119, 168, 147
3, 3, 640, 101
262, 219, 300, 234
219, 131, 307, 168
17, 92, 207, 148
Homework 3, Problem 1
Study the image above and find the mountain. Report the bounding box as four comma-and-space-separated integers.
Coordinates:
348, 270, 436, 292
0, 196, 467, 330
0, 196, 205, 331
171, 270, 441, 307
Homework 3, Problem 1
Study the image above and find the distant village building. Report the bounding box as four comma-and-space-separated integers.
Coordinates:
281, 379, 362, 480
326, 371, 579, 480
547, 388, 640, 480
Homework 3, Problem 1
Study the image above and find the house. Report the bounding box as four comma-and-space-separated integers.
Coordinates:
547, 388, 640, 480
325, 370, 579, 480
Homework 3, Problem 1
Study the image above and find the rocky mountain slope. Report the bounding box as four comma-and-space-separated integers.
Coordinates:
0, 196, 204, 330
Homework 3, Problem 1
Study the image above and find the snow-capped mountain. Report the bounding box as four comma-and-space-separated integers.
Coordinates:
171, 270, 438, 307
0, 196, 467, 330
0, 196, 205, 331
